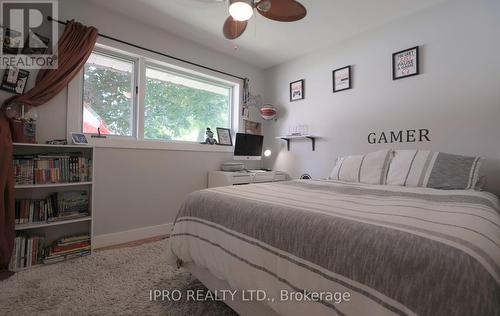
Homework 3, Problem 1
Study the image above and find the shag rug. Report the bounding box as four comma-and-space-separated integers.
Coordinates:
0, 238, 237, 316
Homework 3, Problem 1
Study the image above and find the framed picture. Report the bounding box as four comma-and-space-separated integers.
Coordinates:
393, 46, 419, 80
244, 119, 262, 135
0, 68, 29, 94
290, 79, 305, 102
71, 133, 89, 145
333, 65, 351, 92
216, 127, 232, 146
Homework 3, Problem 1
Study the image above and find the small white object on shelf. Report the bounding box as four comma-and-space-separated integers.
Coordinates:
276, 134, 315, 139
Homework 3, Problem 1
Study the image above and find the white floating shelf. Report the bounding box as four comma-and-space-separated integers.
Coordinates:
275, 135, 317, 151
15, 182, 93, 189
15, 216, 92, 230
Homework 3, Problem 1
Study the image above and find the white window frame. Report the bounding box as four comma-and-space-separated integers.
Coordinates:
142, 61, 234, 142
80, 48, 139, 139
67, 43, 241, 152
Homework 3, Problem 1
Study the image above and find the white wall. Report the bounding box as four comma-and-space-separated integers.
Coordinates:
3, 0, 265, 239
263, 0, 500, 194
6, 0, 499, 241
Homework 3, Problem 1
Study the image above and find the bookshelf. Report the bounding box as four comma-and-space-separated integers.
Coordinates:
11, 143, 94, 271
15, 216, 92, 231
15, 182, 93, 189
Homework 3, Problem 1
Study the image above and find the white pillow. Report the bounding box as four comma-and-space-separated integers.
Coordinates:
329, 149, 392, 185
386, 150, 417, 186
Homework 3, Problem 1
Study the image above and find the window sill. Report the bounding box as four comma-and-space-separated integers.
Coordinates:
88, 138, 234, 153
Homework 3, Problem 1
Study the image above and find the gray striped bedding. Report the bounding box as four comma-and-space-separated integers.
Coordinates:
166, 179, 500, 316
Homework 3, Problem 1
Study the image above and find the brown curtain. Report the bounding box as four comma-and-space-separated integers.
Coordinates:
0, 111, 14, 280
3, 20, 98, 107
0, 20, 98, 279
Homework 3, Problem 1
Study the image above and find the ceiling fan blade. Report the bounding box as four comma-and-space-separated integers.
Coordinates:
257, 0, 306, 22
223, 16, 248, 39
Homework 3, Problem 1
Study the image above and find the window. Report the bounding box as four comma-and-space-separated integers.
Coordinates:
80, 47, 237, 144
83, 51, 136, 136
144, 66, 231, 142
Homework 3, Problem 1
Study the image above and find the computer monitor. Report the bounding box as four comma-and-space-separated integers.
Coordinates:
234, 133, 264, 160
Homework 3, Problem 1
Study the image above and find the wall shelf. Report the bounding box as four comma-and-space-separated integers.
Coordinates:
276, 135, 317, 151
15, 216, 92, 231
15, 182, 93, 189
13, 143, 92, 149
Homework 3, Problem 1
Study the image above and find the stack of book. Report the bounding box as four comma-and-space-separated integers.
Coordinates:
9, 235, 44, 270
15, 191, 89, 225
13, 154, 92, 185
15, 199, 48, 224
43, 234, 91, 264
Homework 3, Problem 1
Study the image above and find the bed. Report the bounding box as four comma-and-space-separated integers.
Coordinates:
166, 179, 500, 316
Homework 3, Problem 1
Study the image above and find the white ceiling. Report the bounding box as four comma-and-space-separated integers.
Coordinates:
88, 0, 447, 69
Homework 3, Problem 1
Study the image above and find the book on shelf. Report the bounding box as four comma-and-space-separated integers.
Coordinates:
15, 191, 89, 225
13, 154, 92, 185
43, 234, 91, 264
9, 233, 91, 269
9, 235, 45, 270
57, 234, 91, 244
13, 156, 34, 185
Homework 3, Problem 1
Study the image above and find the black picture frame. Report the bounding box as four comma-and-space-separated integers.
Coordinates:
0, 68, 29, 94
332, 65, 352, 92
216, 127, 232, 146
392, 46, 419, 80
290, 79, 305, 102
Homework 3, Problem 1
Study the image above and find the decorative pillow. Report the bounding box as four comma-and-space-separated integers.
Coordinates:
386, 150, 418, 186
387, 150, 481, 190
329, 149, 392, 185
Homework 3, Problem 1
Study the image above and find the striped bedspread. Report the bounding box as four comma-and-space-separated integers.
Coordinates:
166, 179, 500, 316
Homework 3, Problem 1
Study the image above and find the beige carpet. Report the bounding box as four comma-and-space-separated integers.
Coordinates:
0, 238, 236, 316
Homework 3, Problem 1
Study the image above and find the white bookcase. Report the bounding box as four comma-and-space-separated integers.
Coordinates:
12, 143, 94, 270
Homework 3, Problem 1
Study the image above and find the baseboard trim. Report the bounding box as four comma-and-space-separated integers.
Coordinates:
93, 223, 173, 249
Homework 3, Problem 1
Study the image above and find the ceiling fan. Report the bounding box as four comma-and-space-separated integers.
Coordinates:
220, 0, 307, 40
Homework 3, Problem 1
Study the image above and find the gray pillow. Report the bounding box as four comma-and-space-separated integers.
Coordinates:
389, 150, 481, 190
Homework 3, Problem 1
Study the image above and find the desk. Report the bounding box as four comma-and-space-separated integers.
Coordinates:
208, 170, 288, 188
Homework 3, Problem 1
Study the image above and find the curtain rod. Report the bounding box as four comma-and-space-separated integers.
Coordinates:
47, 16, 247, 81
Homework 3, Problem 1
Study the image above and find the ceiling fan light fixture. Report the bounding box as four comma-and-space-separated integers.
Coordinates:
229, 0, 254, 21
